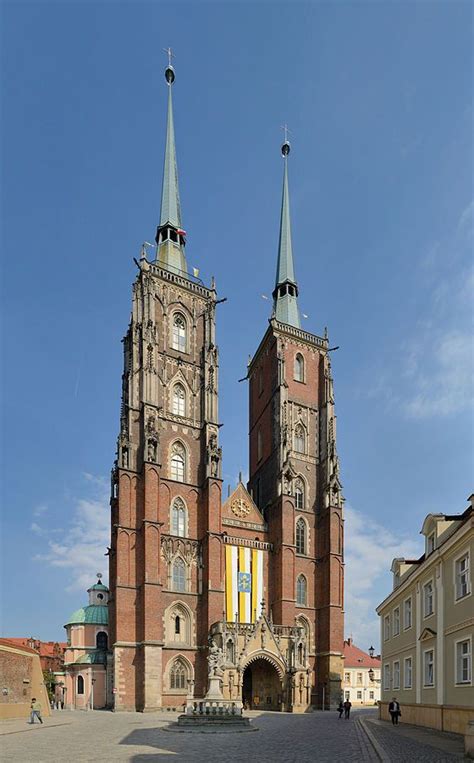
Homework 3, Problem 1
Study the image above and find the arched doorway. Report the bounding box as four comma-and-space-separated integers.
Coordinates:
242, 658, 283, 711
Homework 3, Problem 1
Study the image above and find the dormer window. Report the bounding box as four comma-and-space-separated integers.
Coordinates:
427, 532, 435, 555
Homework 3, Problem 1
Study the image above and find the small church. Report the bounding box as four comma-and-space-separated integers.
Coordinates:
108, 59, 345, 712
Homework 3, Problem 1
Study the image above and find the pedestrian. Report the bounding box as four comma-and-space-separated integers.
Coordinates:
388, 697, 401, 725
29, 698, 43, 724
337, 700, 344, 719
343, 699, 352, 719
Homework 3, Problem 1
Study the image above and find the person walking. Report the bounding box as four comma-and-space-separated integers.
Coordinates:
343, 699, 352, 719
29, 698, 43, 724
388, 697, 401, 725
337, 700, 344, 719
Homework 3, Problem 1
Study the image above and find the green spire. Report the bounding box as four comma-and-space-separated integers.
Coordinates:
159, 81, 182, 229
272, 139, 300, 328
155, 57, 188, 276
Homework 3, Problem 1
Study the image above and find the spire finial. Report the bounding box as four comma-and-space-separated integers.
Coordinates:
281, 124, 291, 156
163, 47, 175, 85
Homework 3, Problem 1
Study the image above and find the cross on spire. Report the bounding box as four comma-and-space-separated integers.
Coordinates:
163, 47, 175, 67
281, 123, 291, 143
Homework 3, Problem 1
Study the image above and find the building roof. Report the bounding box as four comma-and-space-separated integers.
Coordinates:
273, 142, 301, 329
65, 605, 108, 626
159, 68, 182, 230
343, 639, 381, 668
87, 582, 109, 592
0, 638, 38, 656
72, 650, 107, 665
4, 638, 67, 656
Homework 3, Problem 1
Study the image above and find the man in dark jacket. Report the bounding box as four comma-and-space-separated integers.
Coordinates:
388, 697, 401, 725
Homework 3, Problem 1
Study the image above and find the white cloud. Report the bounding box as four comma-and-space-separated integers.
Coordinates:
33, 503, 48, 517
33, 475, 109, 592
344, 505, 421, 650
403, 329, 473, 419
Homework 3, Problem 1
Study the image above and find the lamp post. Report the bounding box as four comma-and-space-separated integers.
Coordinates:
90, 678, 96, 711
368, 645, 375, 659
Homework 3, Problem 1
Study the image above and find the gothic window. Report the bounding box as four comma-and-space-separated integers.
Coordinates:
171, 497, 186, 537
175, 615, 181, 635
172, 383, 186, 417
296, 518, 307, 554
77, 675, 84, 695
296, 574, 307, 606
166, 602, 192, 644
172, 313, 187, 353
172, 557, 186, 592
295, 479, 304, 510
169, 658, 188, 690
96, 631, 108, 650
294, 353, 304, 382
170, 442, 186, 482
257, 429, 263, 461
294, 424, 305, 454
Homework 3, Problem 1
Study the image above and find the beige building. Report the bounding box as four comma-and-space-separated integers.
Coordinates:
376, 496, 474, 734
0, 639, 51, 720
342, 638, 381, 706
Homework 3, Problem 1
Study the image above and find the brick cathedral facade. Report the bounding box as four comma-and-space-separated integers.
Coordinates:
108, 62, 344, 712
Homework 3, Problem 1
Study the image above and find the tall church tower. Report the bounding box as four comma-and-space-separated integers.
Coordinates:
247, 137, 344, 707
109, 60, 223, 711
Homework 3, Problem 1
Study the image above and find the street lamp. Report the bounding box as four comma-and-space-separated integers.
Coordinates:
368, 645, 375, 658
368, 668, 375, 683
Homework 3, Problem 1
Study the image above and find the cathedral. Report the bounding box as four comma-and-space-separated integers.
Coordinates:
109, 61, 344, 713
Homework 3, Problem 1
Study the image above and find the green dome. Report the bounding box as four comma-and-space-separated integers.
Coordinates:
65, 605, 108, 626
88, 582, 109, 592
74, 651, 107, 665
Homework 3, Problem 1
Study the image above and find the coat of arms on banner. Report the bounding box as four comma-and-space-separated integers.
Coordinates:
237, 572, 251, 592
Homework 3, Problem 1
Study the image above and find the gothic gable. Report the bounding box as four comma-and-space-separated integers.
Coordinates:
222, 482, 266, 530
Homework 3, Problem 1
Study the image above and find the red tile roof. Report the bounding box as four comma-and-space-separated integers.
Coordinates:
0, 638, 39, 655
343, 639, 381, 668
5, 638, 67, 656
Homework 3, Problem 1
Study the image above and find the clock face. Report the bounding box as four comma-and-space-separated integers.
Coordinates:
231, 498, 250, 519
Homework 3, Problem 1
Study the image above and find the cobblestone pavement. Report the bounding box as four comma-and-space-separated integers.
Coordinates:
1, 708, 379, 763
1, 708, 467, 762
364, 718, 466, 762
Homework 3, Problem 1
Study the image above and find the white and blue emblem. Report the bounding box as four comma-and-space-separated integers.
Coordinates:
237, 572, 251, 593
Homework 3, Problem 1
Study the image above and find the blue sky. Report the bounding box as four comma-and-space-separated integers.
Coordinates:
1, 1, 472, 652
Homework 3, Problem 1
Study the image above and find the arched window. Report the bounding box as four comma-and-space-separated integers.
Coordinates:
77, 675, 84, 695
175, 615, 181, 635
170, 442, 186, 482
172, 383, 186, 416
297, 642, 304, 664
295, 479, 304, 510
96, 631, 108, 650
172, 557, 186, 591
170, 658, 188, 690
167, 602, 192, 644
296, 574, 307, 606
172, 313, 187, 353
257, 429, 262, 461
294, 353, 304, 382
296, 518, 306, 554
171, 497, 186, 537
294, 424, 305, 454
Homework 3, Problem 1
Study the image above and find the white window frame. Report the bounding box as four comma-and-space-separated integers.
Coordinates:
356, 690, 362, 700
403, 596, 412, 630
392, 606, 400, 637
392, 660, 400, 690
383, 663, 390, 690
384, 614, 390, 641
423, 648, 435, 687
344, 672, 351, 685
172, 383, 186, 417
171, 312, 187, 353
404, 656, 413, 689
423, 579, 435, 618
453, 549, 471, 602
454, 636, 472, 685
294, 353, 305, 383
172, 557, 187, 592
